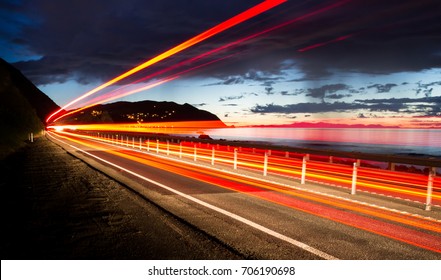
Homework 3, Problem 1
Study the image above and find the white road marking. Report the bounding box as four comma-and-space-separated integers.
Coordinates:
48, 132, 339, 260
60, 131, 441, 222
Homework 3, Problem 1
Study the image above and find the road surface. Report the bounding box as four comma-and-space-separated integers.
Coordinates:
47, 131, 441, 259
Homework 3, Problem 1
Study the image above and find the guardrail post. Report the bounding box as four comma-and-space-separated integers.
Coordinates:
126, 136, 129, 147
263, 152, 268, 176
179, 142, 182, 158
166, 140, 170, 155
351, 161, 359, 195
211, 147, 215, 165
147, 139, 150, 152
388, 162, 395, 171
329, 156, 333, 163
132, 137, 135, 148
301, 155, 308, 184
285, 151, 289, 158
156, 139, 159, 153
194, 145, 197, 161
425, 167, 436, 211
139, 137, 142, 150
234, 148, 238, 170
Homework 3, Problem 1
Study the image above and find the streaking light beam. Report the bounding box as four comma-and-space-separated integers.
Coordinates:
46, 0, 287, 123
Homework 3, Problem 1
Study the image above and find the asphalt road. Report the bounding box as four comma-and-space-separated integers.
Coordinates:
48, 131, 441, 259
0, 136, 240, 259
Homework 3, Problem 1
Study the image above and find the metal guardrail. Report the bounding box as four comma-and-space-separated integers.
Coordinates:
85, 132, 441, 211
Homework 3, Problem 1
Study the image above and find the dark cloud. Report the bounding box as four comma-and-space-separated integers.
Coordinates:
208, 76, 245, 86
251, 102, 363, 114
264, 86, 274, 95
279, 84, 360, 98
285, 0, 441, 80
218, 92, 258, 102
355, 96, 440, 104
3, 0, 441, 92
5, 0, 263, 85
192, 103, 207, 107
218, 95, 244, 102
415, 81, 441, 97
305, 83, 351, 102
205, 69, 283, 87
349, 87, 366, 94
357, 96, 441, 116
355, 97, 441, 116
251, 96, 441, 116
222, 104, 239, 107
367, 83, 398, 93
357, 113, 381, 118
327, 93, 352, 99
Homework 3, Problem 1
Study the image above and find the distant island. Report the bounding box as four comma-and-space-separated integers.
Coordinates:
248, 121, 400, 129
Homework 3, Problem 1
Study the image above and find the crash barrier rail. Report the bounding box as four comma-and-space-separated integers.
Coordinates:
88, 132, 441, 211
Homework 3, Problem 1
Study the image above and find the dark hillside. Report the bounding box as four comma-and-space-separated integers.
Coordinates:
3, 58, 60, 122
0, 58, 60, 157
60, 100, 226, 126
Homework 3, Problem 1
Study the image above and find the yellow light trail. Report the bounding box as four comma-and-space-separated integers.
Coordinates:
50, 77, 178, 123
49, 131, 441, 253
46, 0, 287, 123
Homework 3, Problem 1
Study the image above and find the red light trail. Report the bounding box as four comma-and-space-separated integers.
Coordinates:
50, 53, 237, 123
47, 0, 357, 124
298, 34, 353, 52
46, 0, 287, 123
48, 130, 441, 254
48, 128, 441, 207
42, 0, 440, 255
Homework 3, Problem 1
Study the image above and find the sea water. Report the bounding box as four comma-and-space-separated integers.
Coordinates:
203, 127, 441, 158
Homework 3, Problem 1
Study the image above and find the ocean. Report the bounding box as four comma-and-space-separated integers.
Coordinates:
203, 127, 441, 158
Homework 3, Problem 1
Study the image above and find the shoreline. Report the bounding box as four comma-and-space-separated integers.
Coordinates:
77, 129, 441, 169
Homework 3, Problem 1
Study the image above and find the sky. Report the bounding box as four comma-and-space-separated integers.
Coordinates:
1, 0, 441, 127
